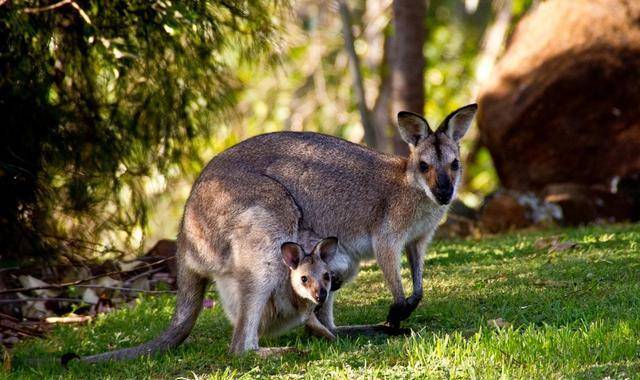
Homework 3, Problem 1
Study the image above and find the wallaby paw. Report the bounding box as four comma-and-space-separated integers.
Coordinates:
386, 298, 419, 328
332, 323, 410, 338
376, 322, 411, 336
60, 352, 80, 369
254, 347, 307, 358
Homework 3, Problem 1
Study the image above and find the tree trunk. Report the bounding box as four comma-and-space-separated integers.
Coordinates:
391, 0, 427, 156
338, 0, 378, 149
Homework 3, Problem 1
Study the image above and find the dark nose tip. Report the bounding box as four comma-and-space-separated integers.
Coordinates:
317, 288, 327, 303
433, 188, 453, 205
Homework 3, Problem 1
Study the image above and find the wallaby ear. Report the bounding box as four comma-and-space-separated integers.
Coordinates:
438, 103, 478, 141
281, 242, 303, 270
397, 111, 431, 147
314, 237, 338, 263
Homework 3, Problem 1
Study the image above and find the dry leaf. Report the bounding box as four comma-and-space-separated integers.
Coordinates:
534, 237, 579, 252
118, 260, 144, 272
487, 317, 512, 329
18, 275, 59, 297
82, 288, 99, 304
18, 293, 50, 319
552, 241, 579, 252
128, 276, 150, 291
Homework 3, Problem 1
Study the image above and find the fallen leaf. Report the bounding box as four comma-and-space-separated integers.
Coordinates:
203, 299, 216, 309
533, 237, 579, 252
18, 275, 59, 297
18, 293, 50, 319
82, 289, 99, 304
128, 276, 150, 292
94, 276, 121, 288
534, 237, 557, 249
118, 260, 144, 272
487, 317, 512, 329
533, 279, 563, 287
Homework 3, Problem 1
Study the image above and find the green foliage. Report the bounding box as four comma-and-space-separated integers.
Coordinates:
10, 224, 640, 378
0, 0, 284, 261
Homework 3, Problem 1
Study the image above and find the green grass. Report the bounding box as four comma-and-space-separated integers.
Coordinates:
7, 224, 640, 379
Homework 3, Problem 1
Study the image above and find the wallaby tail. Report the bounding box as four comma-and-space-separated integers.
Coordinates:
79, 267, 208, 363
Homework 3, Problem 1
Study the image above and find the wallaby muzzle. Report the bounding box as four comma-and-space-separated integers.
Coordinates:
432, 172, 454, 205
316, 287, 328, 304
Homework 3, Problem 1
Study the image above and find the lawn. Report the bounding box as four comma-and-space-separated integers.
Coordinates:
8, 224, 640, 379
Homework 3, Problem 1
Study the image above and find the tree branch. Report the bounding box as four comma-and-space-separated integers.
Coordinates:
22, 0, 92, 24
338, 0, 378, 148
22, 0, 71, 13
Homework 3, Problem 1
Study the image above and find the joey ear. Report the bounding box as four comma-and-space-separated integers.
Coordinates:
281, 242, 303, 270
397, 111, 431, 147
439, 103, 478, 141
314, 237, 338, 263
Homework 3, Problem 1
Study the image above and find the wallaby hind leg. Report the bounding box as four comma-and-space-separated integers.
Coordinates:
228, 281, 270, 354
305, 312, 335, 341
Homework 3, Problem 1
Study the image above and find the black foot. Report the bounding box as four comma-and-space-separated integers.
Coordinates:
60, 352, 80, 369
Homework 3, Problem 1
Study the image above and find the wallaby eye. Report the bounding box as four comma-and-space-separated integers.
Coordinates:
301, 276, 308, 283
451, 159, 460, 171
323, 272, 330, 281
419, 161, 429, 173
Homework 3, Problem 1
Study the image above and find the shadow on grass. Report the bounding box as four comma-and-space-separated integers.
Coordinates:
11, 224, 640, 378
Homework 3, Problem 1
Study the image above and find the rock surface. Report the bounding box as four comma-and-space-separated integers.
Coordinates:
477, 0, 640, 191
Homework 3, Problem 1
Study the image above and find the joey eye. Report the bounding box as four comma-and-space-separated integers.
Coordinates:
451, 159, 460, 171
301, 276, 308, 283
419, 161, 429, 172
323, 272, 330, 281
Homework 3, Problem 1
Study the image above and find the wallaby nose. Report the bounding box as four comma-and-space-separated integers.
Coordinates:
434, 188, 453, 205
433, 173, 453, 205
316, 288, 327, 304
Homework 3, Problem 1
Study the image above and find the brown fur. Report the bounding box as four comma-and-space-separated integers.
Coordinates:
77, 105, 476, 362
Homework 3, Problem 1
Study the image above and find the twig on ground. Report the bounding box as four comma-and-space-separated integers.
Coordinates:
0, 298, 80, 304
0, 256, 174, 295
74, 285, 176, 294
497, 347, 523, 366
0, 319, 45, 337
45, 315, 92, 324
122, 266, 165, 287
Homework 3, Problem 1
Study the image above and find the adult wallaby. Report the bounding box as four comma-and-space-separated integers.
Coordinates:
204, 104, 477, 335
72, 104, 476, 360
77, 235, 338, 362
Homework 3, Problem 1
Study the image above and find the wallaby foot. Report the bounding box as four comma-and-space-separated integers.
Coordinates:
333, 323, 410, 338
305, 313, 336, 341
254, 347, 306, 358
386, 294, 421, 329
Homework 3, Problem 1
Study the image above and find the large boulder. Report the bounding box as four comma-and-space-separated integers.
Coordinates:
477, 0, 640, 192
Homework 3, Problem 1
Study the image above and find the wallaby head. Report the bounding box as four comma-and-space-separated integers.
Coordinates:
397, 104, 478, 205
280, 237, 338, 305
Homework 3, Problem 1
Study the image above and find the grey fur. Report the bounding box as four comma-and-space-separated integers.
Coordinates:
79, 104, 476, 361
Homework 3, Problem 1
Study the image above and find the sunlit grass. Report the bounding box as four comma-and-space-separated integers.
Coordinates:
9, 224, 640, 379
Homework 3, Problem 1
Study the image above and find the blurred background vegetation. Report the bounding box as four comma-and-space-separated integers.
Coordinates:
1, 0, 537, 263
